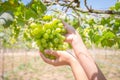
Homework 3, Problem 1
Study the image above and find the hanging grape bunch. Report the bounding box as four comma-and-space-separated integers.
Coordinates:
30, 15, 70, 59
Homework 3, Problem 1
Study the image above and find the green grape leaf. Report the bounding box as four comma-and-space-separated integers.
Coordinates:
93, 34, 101, 45
115, 2, 120, 10
100, 31, 116, 47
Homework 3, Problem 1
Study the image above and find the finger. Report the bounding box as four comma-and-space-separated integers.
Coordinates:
64, 34, 74, 43
39, 51, 44, 57
44, 50, 59, 57
62, 21, 75, 33
40, 52, 56, 65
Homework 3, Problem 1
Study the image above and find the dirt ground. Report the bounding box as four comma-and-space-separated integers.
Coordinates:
0, 49, 120, 80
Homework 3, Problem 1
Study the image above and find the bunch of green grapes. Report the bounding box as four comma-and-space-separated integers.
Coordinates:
30, 17, 70, 59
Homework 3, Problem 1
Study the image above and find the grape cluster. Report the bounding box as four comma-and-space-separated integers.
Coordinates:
30, 18, 70, 59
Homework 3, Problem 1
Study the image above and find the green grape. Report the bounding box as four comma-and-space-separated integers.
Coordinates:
54, 38, 59, 44
30, 23, 42, 29
62, 42, 69, 50
44, 23, 51, 29
56, 34, 65, 42
49, 55, 56, 59
46, 29, 51, 34
41, 39, 46, 44
56, 33, 61, 38
55, 28, 61, 33
30, 23, 37, 29
38, 45, 44, 52
60, 35, 66, 40
53, 47, 57, 50
30, 17, 70, 60
61, 28, 67, 33
49, 35, 54, 39
30, 24, 42, 39
43, 15, 52, 21
58, 23, 63, 28
36, 40, 41, 46
43, 33, 49, 39
58, 44, 63, 50
52, 19, 61, 25
52, 30, 56, 36
44, 53, 56, 59
48, 42, 53, 48
42, 43, 47, 48
31, 28, 41, 39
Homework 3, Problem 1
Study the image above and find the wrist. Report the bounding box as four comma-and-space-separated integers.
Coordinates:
68, 57, 78, 66
71, 32, 81, 46
71, 32, 88, 54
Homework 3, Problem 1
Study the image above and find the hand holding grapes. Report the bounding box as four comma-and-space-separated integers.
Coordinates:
39, 20, 84, 67
40, 50, 76, 66
39, 20, 89, 66
62, 21, 89, 56
62, 21, 106, 80
39, 20, 106, 80
39, 20, 89, 80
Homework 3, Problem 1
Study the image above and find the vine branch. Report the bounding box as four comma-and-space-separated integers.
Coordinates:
43, 0, 120, 15
84, 0, 91, 11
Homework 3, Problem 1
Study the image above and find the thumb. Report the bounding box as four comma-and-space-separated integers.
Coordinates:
65, 34, 74, 43
62, 21, 76, 34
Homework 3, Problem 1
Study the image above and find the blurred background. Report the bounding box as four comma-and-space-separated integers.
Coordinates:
0, 0, 120, 80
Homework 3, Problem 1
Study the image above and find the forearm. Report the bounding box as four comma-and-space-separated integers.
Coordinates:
71, 31, 106, 80
63, 21, 106, 80
69, 59, 88, 80
72, 43, 106, 80
78, 52, 106, 80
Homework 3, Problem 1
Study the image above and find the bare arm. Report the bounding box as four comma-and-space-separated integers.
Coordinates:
63, 21, 106, 80
70, 58, 88, 80
72, 38, 106, 80
40, 50, 88, 80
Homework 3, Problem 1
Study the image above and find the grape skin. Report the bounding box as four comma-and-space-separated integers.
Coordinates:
31, 18, 70, 59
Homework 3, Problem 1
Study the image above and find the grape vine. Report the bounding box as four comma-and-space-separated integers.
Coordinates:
0, 0, 120, 50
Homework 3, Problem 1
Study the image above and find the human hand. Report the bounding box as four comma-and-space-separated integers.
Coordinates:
40, 50, 76, 66
40, 50, 89, 80
62, 21, 88, 55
